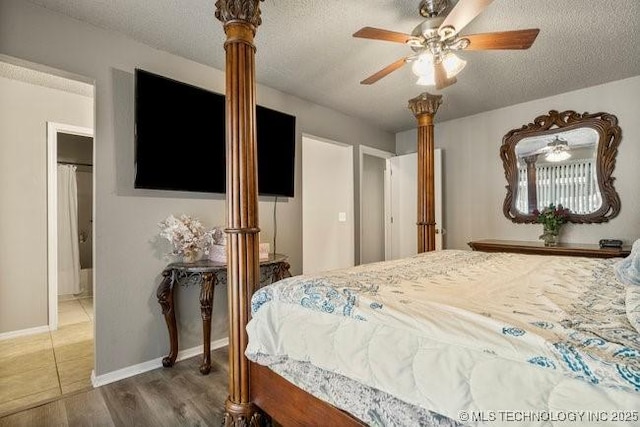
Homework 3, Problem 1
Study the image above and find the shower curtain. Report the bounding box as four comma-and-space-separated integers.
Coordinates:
58, 164, 80, 295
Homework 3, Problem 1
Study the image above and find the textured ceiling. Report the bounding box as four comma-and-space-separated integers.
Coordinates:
26, 0, 640, 132
0, 61, 93, 97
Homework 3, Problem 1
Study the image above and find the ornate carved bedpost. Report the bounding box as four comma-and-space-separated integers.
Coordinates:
408, 92, 442, 253
215, 1, 265, 425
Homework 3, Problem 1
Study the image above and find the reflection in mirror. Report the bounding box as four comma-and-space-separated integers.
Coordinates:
514, 127, 601, 215
501, 110, 621, 224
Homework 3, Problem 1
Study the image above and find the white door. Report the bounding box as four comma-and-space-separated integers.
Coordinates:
302, 135, 354, 274
386, 149, 443, 260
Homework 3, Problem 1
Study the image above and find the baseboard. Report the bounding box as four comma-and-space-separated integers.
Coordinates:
0, 325, 50, 341
91, 337, 229, 387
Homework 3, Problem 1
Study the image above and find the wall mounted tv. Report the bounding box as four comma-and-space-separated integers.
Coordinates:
134, 69, 296, 197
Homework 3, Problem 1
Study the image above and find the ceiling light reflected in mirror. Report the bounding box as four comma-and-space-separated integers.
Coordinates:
544, 136, 571, 162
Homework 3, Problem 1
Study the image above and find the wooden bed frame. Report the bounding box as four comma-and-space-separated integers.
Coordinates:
215, 1, 440, 425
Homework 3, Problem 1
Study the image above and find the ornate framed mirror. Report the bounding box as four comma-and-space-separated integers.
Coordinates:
501, 110, 621, 223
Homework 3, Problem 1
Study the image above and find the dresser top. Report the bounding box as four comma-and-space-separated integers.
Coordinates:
468, 239, 631, 259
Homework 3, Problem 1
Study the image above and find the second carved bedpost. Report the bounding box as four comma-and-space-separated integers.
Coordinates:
408, 92, 442, 253
215, 0, 265, 425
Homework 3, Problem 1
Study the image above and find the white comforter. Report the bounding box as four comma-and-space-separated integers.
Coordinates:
246, 250, 640, 426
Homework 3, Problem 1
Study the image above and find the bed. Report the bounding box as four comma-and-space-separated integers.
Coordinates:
213, 2, 639, 426
246, 250, 640, 426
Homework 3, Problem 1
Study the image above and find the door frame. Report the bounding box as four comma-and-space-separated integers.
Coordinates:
434, 148, 444, 250
358, 145, 394, 264
47, 122, 94, 330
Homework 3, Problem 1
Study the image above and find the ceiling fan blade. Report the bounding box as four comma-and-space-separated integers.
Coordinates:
463, 29, 540, 50
361, 57, 407, 85
353, 27, 413, 44
439, 0, 494, 34
434, 61, 457, 90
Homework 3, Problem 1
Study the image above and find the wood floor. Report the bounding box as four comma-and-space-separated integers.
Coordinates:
0, 347, 229, 427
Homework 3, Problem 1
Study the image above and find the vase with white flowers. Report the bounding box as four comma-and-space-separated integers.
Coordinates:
158, 214, 213, 262
208, 226, 227, 262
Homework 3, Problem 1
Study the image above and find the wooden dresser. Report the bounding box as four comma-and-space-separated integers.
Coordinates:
468, 239, 631, 259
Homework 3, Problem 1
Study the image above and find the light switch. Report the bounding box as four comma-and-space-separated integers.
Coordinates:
338, 212, 347, 222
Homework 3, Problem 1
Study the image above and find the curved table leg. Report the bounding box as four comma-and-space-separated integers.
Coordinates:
272, 261, 292, 283
199, 272, 216, 375
156, 269, 178, 368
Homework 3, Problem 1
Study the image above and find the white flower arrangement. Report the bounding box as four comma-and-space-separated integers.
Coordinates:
158, 214, 213, 261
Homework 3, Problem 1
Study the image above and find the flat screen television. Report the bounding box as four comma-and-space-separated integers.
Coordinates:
134, 69, 296, 197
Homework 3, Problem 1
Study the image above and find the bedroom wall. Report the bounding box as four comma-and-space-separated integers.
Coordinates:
0, 75, 93, 334
0, 0, 395, 375
396, 75, 640, 250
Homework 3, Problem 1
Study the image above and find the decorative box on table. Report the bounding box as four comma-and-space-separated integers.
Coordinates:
208, 242, 270, 262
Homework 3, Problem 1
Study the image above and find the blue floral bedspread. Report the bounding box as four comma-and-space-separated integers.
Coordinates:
247, 250, 640, 424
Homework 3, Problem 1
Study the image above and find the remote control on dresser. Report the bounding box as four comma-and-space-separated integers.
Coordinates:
599, 239, 623, 248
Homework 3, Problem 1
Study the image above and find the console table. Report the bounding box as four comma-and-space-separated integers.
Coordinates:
468, 239, 631, 258
156, 253, 291, 375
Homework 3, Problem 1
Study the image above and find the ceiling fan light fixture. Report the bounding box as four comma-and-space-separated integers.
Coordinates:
353, 0, 540, 87
545, 150, 571, 162
406, 38, 424, 48
544, 136, 571, 162
416, 74, 436, 86
411, 52, 434, 77
437, 25, 457, 40
443, 52, 466, 78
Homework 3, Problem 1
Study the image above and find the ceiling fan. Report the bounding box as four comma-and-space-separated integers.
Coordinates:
525, 135, 572, 162
353, 0, 539, 89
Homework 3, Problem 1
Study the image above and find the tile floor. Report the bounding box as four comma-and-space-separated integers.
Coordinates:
0, 297, 94, 416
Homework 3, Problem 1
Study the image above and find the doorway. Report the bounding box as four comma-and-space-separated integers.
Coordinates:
302, 135, 354, 274
47, 123, 94, 330
359, 146, 394, 265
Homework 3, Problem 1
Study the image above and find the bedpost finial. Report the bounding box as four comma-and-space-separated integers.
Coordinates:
408, 92, 443, 117
215, 0, 264, 28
